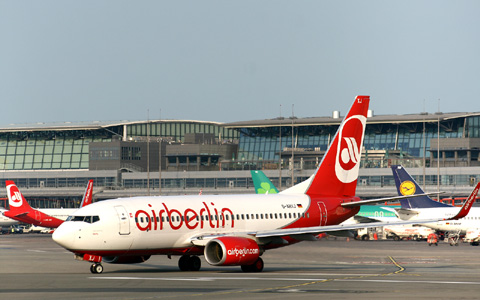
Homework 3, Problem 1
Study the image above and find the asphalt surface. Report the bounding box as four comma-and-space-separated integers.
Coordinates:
1, 234, 480, 299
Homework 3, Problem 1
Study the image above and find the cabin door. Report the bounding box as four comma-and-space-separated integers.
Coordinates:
114, 205, 130, 235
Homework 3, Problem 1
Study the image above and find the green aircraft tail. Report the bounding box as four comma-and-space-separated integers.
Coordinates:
251, 170, 279, 194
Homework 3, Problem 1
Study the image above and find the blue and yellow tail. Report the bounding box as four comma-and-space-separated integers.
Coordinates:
390, 165, 450, 208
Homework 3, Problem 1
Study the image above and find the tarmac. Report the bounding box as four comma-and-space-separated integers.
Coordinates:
1, 234, 480, 300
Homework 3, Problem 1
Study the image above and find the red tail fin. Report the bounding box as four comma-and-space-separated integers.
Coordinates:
80, 180, 94, 207
449, 181, 480, 220
306, 95, 370, 197
6, 180, 33, 213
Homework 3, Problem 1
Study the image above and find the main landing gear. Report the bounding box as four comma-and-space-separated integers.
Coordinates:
90, 263, 104, 274
241, 258, 264, 272
178, 255, 201, 271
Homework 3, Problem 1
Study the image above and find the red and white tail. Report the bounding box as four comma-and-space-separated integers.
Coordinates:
305, 95, 370, 197
80, 180, 94, 207
6, 180, 34, 213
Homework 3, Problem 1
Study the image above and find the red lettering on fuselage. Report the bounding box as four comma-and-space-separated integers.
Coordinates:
135, 202, 234, 232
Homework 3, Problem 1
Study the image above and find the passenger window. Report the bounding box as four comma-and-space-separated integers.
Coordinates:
246, 214, 250, 220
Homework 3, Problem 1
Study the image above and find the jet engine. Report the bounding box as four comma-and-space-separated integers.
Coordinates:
204, 236, 260, 266
103, 255, 151, 264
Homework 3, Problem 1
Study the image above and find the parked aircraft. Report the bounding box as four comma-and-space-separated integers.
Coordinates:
2, 180, 94, 229
390, 165, 480, 244
52, 96, 471, 274
0, 207, 19, 227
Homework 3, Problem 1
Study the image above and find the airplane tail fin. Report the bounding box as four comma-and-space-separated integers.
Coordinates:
6, 180, 34, 213
299, 95, 369, 197
391, 165, 450, 208
80, 180, 94, 207
251, 171, 279, 194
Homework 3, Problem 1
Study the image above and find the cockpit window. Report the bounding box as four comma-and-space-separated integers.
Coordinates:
66, 215, 100, 223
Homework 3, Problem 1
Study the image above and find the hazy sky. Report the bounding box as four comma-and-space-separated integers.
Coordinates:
1, 1, 479, 125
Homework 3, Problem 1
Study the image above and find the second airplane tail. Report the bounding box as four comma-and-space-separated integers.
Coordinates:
391, 165, 450, 209
6, 180, 34, 214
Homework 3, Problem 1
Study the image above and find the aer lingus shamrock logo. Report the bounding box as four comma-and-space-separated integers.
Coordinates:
257, 182, 277, 194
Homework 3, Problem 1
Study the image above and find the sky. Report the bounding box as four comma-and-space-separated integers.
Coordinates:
1, 1, 479, 126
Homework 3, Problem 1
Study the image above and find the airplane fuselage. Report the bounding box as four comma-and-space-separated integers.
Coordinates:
53, 193, 360, 256
396, 207, 480, 233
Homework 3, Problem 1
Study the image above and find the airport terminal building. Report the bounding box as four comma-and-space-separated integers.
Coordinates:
1, 110, 480, 207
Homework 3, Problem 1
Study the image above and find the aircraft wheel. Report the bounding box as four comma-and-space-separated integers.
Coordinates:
188, 256, 201, 271
241, 258, 264, 273
91, 263, 103, 274
178, 255, 190, 271
241, 264, 253, 272
252, 258, 264, 272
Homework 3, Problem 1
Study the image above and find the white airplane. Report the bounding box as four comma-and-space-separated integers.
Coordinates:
2, 180, 94, 229
52, 96, 472, 274
390, 165, 480, 245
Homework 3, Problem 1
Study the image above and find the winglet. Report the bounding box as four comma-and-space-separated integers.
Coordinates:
447, 181, 480, 220
80, 180, 94, 207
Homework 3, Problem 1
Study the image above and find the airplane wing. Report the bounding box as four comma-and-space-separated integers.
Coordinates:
253, 218, 442, 238
190, 217, 442, 246
341, 192, 444, 207
191, 184, 479, 245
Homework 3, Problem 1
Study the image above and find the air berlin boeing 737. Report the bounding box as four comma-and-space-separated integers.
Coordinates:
52, 96, 472, 274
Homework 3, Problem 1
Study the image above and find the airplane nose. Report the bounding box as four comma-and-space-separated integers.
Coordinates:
52, 223, 75, 249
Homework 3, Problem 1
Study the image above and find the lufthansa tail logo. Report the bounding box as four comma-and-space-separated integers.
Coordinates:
399, 181, 416, 196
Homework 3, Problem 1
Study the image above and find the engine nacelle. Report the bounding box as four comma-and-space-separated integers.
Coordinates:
204, 236, 260, 266
103, 255, 151, 264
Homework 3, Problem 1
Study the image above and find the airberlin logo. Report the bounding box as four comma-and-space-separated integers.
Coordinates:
462, 186, 479, 213
334, 115, 366, 183
135, 202, 234, 232
227, 247, 259, 257
6, 184, 23, 208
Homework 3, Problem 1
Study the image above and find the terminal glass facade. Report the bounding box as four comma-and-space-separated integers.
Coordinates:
126, 122, 239, 143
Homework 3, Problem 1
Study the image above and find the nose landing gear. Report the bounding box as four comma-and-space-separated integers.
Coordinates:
90, 263, 104, 274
